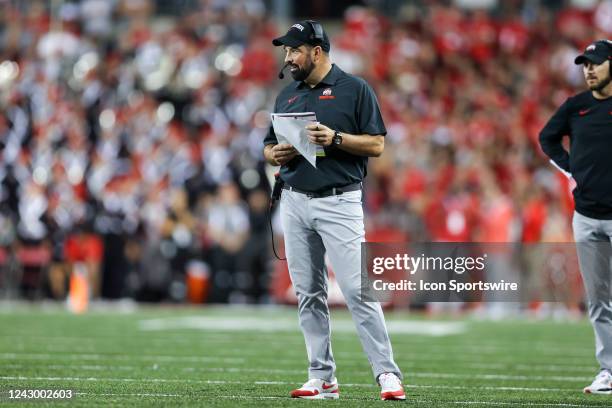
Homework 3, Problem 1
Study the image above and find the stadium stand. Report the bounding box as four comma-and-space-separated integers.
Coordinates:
0, 0, 609, 304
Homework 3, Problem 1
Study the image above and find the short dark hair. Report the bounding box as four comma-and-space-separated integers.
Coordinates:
293, 43, 329, 56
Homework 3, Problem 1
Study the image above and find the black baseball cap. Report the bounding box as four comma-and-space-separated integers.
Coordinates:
574, 39, 612, 65
272, 20, 331, 52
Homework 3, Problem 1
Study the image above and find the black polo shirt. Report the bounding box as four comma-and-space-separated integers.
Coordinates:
264, 64, 386, 192
539, 91, 612, 219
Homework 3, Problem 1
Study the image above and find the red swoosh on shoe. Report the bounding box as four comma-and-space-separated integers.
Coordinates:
381, 389, 406, 400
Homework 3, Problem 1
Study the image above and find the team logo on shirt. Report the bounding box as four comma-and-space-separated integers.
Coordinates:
579, 109, 590, 116
319, 88, 335, 100
287, 95, 299, 104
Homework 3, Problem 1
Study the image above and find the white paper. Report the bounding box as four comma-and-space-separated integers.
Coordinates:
549, 159, 572, 179
271, 112, 319, 168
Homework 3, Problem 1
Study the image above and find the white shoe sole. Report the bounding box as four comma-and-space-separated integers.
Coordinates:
381, 392, 406, 400
584, 388, 612, 395
295, 393, 339, 400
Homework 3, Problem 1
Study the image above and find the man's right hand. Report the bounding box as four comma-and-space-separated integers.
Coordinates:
269, 143, 298, 166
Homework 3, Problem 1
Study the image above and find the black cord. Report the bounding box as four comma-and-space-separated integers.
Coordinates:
268, 200, 286, 261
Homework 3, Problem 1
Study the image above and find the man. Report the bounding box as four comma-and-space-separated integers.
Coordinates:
263, 20, 405, 400
539, 39, 612, 394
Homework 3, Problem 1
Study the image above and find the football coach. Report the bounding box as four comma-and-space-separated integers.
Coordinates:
263, 20, 405, 400
539, 39, 612, 394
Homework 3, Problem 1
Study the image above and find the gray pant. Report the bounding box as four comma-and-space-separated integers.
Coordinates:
280, 188, 402, 382
573, 211, 612, 370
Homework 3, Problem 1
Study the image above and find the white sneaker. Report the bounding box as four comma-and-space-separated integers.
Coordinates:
584, 370, 612, 394
290, 378, 339, 399
378, 372, 406, 400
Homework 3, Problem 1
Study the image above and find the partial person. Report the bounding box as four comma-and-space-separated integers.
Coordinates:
539, 39, 612, 395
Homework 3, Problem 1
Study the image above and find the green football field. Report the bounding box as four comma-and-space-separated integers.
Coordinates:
0, 303, 610, 407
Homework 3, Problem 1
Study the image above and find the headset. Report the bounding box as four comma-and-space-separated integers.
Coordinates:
596, 39, 612, 75
598, 39, 612, 75
305, 20, 324, 45
606, 40, 612, 75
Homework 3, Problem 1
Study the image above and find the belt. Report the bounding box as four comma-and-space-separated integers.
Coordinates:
283, 183, 362, 198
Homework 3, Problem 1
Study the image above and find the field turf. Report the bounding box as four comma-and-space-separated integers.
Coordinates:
0, 303, 610, 407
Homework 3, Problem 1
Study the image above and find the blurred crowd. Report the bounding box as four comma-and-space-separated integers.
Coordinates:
0, 0, 610, 303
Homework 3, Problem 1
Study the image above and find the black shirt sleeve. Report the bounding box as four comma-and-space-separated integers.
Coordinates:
538, 98, 571, 172
263, 97, 279, 146
356, 81, 387, 136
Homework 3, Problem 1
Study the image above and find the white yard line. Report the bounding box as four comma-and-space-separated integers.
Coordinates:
6, 342, 592, 359
0, 331, 590, 350
267, 353, 595, 367
0, 348, 595, 369
138, 316, 467, 336
0, 332, 593, 358
6, 362, 595, 380
1, 354, 596, 380
453, 402, 604, 408
4, 364, 136, 371
76, 392, 180, 398
1, 362, 591, 381
4, 345, 593, 366
216, 396, 291, 400
0, 352, 244, 363
214, 396, 604, 406
0, 376, 583, 392
410, 372, 590, 382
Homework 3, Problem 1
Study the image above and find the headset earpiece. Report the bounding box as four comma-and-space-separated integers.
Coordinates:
306, 20, 324, 43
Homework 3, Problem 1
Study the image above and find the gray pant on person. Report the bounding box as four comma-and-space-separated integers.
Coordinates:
573, 211, 612, 370
280, 188, 402, 382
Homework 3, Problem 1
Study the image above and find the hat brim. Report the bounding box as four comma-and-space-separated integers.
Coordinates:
272, 35, 304, 48
574, 54, 606, 65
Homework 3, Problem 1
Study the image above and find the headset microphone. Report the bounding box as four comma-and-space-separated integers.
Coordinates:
278, 62, 289, 79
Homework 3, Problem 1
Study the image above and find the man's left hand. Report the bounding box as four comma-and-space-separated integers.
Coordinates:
306, 123, 333, 147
